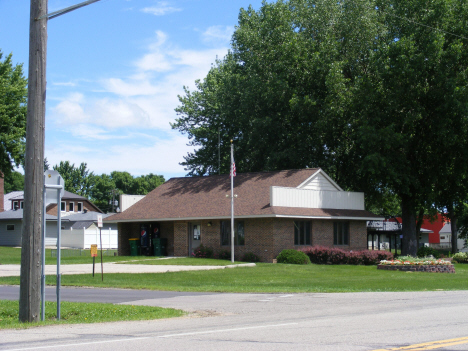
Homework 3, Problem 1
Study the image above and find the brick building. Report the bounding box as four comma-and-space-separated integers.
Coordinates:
106, 168, 382, 262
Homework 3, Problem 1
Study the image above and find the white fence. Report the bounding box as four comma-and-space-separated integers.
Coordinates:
61, 227, 118, 249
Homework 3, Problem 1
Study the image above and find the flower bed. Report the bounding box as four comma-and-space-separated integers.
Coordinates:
378, 258, 455, 273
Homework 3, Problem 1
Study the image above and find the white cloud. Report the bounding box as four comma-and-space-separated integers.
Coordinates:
141, 1, 182, 16
202, 25, 235, 44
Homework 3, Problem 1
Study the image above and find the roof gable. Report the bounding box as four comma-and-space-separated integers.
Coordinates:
296, 169, 343, 191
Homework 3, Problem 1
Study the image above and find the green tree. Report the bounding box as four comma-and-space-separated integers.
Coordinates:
53, 161, 95, 198
4, 171, 24, 193
173, 0, 468, 256
0, 51, 27, 176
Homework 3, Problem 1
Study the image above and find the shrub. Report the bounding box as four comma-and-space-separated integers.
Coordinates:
192, 244, 214, 259
216, 249, 231, 260
276, 249, 311, 265
242, 252, 261, 263
301, 246, 393, 265
452, 252, 468, 263
417, 246, 440, 259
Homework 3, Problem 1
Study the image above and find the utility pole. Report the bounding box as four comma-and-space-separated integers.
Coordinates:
19, 0, 47, 323
19, 0, 102, 323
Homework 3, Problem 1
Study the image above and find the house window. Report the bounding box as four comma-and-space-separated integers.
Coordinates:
20, 201, 24, 209
220, 221, 245, 246
440, 236, 445, 240
61, 201, 66, 212
334, 222, 349, 245
69, 202, 74, 212
77, 202, 83, 212
294, 221, 311, 245
6, 224, 15, 231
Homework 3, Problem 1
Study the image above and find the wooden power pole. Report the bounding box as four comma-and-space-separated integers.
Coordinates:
19, 0, 101, 323
19, 0, 48, 323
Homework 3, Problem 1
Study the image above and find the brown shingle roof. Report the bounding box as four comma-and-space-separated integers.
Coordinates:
106, 168, 380, 222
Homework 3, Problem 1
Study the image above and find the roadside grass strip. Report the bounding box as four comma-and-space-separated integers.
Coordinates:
372, 336, 468, 350
1, 263, 467, 293
0, 300, 185, 329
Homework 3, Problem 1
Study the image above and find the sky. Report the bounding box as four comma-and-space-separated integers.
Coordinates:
0, 0, 264, 180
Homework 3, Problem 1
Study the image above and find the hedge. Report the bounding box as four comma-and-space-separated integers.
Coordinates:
300, 246, 393, 265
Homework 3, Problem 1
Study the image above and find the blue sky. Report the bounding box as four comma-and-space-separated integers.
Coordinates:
0, 0, 263, 179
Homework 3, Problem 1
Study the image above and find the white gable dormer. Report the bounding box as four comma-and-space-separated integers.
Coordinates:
297, 169, 343, 191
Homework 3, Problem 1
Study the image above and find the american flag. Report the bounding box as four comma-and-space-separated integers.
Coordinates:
231, 161, 236, 177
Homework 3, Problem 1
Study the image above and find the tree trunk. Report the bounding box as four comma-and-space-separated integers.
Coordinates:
401, 194, 418, 256
449, 208, 458, 254
19, 0, 47, 323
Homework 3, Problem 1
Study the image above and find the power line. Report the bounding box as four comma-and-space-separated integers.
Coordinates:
381, 9, 468, 41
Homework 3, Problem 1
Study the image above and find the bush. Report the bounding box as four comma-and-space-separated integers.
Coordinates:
192, 244, 214, 258
300, 246, 393, 265
452, 252, 468, 263
242, 252, 262, 263
276, 249, 311, 265
417, 246, 440, 259
216, 249, 231, 260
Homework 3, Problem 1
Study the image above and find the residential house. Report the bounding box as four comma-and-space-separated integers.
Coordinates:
8, 190, 102, 215
106, 168, 382, 262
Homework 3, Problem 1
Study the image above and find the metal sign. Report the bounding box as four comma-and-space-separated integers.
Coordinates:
97, 215, 103, 228
44, 170, 64, 205
90, 244, 98, 257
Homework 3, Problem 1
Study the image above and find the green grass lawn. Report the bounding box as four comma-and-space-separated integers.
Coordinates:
0, 246, 160, 265
1, 263, 467, 293
0, 300, 185, 329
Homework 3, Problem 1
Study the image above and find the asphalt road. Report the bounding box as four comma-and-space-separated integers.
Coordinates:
1, 286, 468, 351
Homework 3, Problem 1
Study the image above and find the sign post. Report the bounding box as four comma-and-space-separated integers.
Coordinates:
97, 215, 103, 281
41, 170, 64, 321
91, 244, 98, 277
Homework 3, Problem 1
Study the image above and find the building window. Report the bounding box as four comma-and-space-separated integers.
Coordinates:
6, 224, 14, 231
61, 201, 66, 212
294, 221, 311, 245
220, 221, 245, 246
69, 202, 74, 212
77, 202, 83, 212
334, 222, 349, 245
20, 201, 24, 209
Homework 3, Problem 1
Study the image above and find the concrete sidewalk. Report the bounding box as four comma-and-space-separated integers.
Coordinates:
0, 262, 255, 277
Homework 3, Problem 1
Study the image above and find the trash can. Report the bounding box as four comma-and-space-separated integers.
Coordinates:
129, 238, 140, 256
153, 238, 162, 256
153, 238, 167, 256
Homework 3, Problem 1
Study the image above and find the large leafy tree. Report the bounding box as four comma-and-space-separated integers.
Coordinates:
53, 161, 95, 198
0, 51, 27, 175
173, 0, 468, 255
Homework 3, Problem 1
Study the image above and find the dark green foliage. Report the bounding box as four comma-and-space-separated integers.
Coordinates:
242, 252, 262, 263
216, 249, 231, 260
192, 244, 214, 259
417, 247, 441, 259
0, 51, 27, 175
276, 249, 311, 265
3, 171, 24, 193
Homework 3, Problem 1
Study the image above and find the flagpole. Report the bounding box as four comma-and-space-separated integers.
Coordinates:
230, 140, 235, 263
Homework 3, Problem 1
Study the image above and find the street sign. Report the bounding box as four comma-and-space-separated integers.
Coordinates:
44, 170, 64, 205
97, 215, 103, 228
91, 244, 98, 257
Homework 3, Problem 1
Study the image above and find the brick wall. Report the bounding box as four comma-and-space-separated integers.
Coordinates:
117, 218, 368, 260
174, 221, 188, 257
46, 201, 97, 216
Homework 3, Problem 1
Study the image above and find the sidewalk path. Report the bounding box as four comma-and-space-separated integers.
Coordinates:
0, 262, 255, 277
